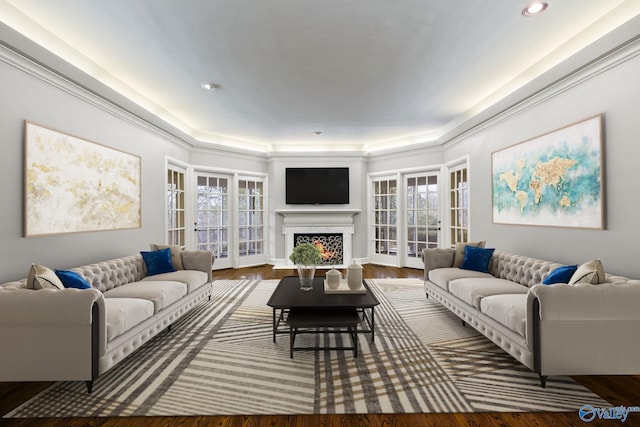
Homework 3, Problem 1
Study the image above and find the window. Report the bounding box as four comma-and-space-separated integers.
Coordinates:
195, 174, 230, 264
371, 178, 398, 258
449, 165, 469, 247
167, 167, 185, 246
238, 178, 265, 258
405, 172, 439, 268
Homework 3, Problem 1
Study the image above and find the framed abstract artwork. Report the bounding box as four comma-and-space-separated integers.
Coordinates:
492, 115, 604, 229
24, 121, 141, 237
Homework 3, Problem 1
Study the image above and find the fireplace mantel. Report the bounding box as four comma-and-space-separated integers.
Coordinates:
277, 208, 360, 225
277, 208, 360, 268
275, 208, 361, 215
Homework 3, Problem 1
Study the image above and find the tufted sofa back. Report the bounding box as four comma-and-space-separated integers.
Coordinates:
70, 255, 146, 292
489, 251, 562, 288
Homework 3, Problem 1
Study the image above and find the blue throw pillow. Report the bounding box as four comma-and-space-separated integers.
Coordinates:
55, 269, 91, 289
459, 246, 495, 273
543, 265, 578, 285
141, 247, 176, 276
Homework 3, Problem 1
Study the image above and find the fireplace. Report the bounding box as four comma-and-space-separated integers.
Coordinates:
293, 233, 343, 266
277, 208, 360, 268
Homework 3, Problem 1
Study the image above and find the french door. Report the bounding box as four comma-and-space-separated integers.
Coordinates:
236, 176, 267, 267
404, 172, 440, 269
166, 166, 186, 246
195, 172, 232, 269
369, 176, 399, 266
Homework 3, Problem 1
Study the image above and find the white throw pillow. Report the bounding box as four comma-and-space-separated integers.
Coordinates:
149, 243, 184, 270
27, 264, 65, 290
569, 259, 605, 285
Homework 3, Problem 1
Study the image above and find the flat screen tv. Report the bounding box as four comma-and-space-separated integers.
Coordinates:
285, 167, 349, 205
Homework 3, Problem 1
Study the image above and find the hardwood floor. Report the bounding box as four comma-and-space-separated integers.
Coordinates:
1, 264, 639, 427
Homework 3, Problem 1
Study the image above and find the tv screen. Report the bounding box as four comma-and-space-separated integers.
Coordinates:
286, 167, 349, 205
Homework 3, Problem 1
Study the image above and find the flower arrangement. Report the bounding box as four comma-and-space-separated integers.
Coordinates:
289, 243, 322, 265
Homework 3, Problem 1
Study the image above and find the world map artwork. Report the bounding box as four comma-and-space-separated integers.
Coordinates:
492, 116, 603, 228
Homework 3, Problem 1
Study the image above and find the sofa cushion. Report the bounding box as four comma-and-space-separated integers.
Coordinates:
569, 259, 605, 285
27, 264, 64, 290
428, 268, 494, 291
480, 294, 528, 337
543, 265, 578, 285
460, 246, 495, 273
141, 270, 208, 293
103, 281, 187, 313
104, 298, 154, 341
453, 241, 485, 267
449, 277, 528, 309
150, 243, 184, 270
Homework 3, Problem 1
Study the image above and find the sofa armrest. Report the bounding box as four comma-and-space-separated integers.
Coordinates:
530, 281, 640, 321
181, 250, 215, 283
421, 248, 455, 280
527, 281, 640, 375
0, 288, 105, 382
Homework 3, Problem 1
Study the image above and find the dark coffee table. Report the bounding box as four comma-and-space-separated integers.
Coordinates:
266, 276, 380, 347
287, 308, 360, 357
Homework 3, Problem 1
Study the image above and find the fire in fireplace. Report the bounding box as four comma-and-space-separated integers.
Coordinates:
293, 233, 343, 265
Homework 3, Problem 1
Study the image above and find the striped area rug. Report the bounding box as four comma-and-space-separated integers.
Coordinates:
5, 278, 609, 417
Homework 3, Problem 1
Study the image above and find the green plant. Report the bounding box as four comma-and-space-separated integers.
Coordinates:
289, 243, 322, 265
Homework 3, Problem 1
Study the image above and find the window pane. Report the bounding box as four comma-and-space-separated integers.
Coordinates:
407, 242, 417, 257
219, 178, 228, 193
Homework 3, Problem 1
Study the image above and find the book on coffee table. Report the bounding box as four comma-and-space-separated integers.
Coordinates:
324, 279, 367, 294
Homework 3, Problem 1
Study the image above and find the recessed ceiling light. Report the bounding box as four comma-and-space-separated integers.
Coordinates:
201, 82, 220, 90
313, 131, 323, 136
522, 1, 549, 16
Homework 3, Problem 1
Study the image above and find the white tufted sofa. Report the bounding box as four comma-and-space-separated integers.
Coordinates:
0, 251, 213, 393
422, 249, 640, 386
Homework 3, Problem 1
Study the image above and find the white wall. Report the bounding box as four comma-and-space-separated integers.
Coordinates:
442, 47, 640, 278
366, 145, 444, 174
190, 147, 268, 174
2, 29, 639, 282
0, 47, 264, 281
0, 50, 190, 281
267, 154, 368, 261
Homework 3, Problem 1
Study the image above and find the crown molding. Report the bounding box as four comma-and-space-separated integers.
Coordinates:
0, 43, 196, 151
3, 17, 639, 159
440, 32, 640, 149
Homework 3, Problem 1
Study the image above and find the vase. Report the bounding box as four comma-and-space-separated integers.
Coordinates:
296, 264, 316, 291
326, 267, 341, 289
347, 262, 363, 290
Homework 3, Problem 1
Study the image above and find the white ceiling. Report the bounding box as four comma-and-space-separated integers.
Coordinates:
2, 0, 639, 153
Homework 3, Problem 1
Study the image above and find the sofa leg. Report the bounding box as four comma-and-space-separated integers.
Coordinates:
168, 324, 173, 332
85, 380, 93, 394
539, 375, 548, 388
461, 320, 466, 327
425, 293, 429, 299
